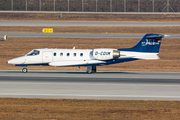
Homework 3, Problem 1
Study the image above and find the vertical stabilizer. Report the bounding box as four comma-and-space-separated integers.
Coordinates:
119, 34, 164, 53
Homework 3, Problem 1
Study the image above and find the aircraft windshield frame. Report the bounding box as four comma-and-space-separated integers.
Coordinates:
27, 50, 40, 56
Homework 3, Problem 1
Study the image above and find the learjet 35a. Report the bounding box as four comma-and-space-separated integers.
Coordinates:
7, 34, 164, 73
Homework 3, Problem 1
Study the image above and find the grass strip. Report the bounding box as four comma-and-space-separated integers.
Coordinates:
1, 13, 180, 22
0, 98, 180, 120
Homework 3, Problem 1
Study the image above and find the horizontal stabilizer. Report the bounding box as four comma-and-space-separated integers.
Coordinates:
133, 54, 160, 60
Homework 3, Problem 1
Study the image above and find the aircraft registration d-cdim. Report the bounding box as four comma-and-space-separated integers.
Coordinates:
7, 34, 164, 73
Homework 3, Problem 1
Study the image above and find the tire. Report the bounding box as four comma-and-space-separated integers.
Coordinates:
22, 68, 28, 73
87, 71, 91, 74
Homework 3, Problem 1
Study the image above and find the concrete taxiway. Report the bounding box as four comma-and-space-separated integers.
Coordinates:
1, 21, 180, 27
0, 70, 180, 101
0, 32, 179, 38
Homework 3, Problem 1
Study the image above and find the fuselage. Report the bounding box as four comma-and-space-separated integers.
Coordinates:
8, 49, 92, 66
7, 48, 158, 67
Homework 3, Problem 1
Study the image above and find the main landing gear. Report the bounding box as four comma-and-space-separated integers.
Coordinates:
22, 67, 28, 73
86, 66, 96, 74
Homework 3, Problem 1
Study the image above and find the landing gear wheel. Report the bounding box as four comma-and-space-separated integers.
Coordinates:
87, 71, 91, 74
22, 68, 28, 73
86, 66, 96, 74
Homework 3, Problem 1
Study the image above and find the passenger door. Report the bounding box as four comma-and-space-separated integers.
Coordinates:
43, 51, 53, 63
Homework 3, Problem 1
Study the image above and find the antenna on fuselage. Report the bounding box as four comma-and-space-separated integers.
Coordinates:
73, 46, 76, 49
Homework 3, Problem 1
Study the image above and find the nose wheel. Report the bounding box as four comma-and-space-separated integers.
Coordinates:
22, 68, 28, 73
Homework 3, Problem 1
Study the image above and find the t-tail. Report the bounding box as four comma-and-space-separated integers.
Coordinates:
118, 34, 164, 60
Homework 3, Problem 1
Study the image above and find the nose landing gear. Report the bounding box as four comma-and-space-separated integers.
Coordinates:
22, 68, 28, 73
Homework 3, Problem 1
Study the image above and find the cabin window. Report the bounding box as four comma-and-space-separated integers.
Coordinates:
73, 53, 76, 57
60, 53, 63, 56
67, 53, 70, 56
27, 50, 40, 56
80, 53, 83, 57
54, 53, 56, 56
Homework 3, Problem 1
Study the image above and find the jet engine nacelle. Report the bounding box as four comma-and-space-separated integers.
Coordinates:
92, 48, 120, 60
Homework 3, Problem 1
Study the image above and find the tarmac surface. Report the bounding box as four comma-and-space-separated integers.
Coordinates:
1, 21, 180, 26
0, 32, 179, 38
0, 70, 180, 101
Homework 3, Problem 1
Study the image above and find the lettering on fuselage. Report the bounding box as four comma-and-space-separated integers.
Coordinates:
141, 39, 160, 46
95, 51, 111, 55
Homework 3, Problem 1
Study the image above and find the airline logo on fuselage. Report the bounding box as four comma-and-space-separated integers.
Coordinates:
95, 51, 111, 55
141, 39, 160, 46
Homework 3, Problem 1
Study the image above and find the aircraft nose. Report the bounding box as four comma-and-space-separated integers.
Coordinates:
7, 57, 25, 64
7, 59, 15, 64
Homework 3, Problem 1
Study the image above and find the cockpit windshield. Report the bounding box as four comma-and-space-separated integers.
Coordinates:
27, 50, 40, 56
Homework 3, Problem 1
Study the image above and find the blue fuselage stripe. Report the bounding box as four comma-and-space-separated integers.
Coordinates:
15, 63, 49, 67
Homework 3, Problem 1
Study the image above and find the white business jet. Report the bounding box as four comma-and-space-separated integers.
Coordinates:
7, 34, 164, 73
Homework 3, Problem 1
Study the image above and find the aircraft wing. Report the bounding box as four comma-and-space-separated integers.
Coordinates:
49, 60, 106, 67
